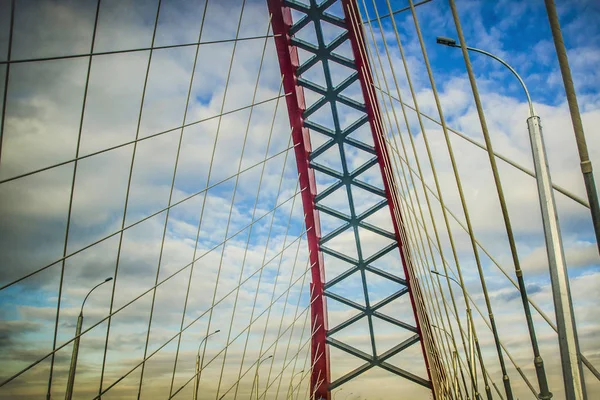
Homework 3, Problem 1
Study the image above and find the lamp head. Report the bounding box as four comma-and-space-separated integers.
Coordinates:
436, 36, 457, 46
214, 329, 221, 333
104, 277, 113, 282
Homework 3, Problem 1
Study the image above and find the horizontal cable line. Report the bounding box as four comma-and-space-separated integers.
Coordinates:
0, 142, 298, 291
0, 34, 280, 65
0, 93, 288, 185
394, 149, 600, 381
102, 258, 313, 399
0, 224, 310, 389
375, 86, 589, 208
363, 0, 433, 24
169, 266, 315, 399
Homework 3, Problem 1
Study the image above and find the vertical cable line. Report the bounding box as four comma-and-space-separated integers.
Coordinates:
363, 1, 474, 395
395, 161, 539, 398
446, 1, 552, 398
163, 0, 211, 395
254, 179, 304, 400
151, 0, 244, 396
392, 141, 600, 382
272, 256, 311, 400
346, 3, 441, 390
0, 0, 15, 165
211, 67, 291, 399
47, 2, 102, 399
169, 11, 274, 398
367, 0, 487, 394
0, 183, 303, 390
407, 0, 512, 397
365, 31, 454, 398
292, 309, 314, 400
98, 0, 164, 396
134, 0, 216, 395
346, 4, 443, 392
96, 229, 311, 399
362, 3, 462, 393
231, 103, 300, 400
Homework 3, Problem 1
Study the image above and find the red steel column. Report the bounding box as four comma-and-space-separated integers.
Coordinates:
267, 1, 331, 399
340, 0, 438, 395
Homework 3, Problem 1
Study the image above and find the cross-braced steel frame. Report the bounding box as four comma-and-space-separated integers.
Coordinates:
268, 1, 443, 398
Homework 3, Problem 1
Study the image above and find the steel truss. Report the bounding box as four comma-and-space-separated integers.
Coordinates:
268, 0, 442, 398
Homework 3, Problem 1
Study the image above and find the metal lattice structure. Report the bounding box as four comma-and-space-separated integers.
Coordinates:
268, 0, 443, 398
1, 1, 600, 400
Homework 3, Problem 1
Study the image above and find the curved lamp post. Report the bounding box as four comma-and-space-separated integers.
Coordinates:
252, 355, 273, 400
65, 277, 113, 400
432, 325, 461, 400
431, 270, 483, 400
286, 369, 304, 400
333, 388, 343, 400
436, 35, 582, 400
193, 329, 220, 400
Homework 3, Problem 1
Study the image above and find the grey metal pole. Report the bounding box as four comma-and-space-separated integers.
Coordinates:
253, 355, 272, 400
194, 329, 220, 400
65, 313, 83, 400
64, 277, 112, 400
436, 33, 583, 400
432, 325, 465, 400
431, 270, 489, 400
286, 370, 304, 400
544, 0, 600, 257
527, 115, 586, 400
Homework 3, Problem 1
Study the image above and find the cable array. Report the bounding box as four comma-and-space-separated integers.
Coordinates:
0, 1, 314, 399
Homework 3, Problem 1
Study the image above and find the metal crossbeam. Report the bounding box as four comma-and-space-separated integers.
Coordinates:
268, 0, 437, 398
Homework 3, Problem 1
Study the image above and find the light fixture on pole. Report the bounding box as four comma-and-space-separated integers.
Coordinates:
193, 329, 220, 400
436, 35, 580, 400
432, 324, 461, 399
286, 369, 304, 400
252, 355, 273, 400
65, 277, 113, 400
430, 270, 484, 400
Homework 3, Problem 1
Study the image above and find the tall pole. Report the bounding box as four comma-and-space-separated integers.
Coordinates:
193, 329, 220, 400
65, 277, 112, 400
286, 370, 304, 400
431, 270, 488, 400
544, 0, 600, 256
252, 355, 272, 400
437, 31, 583, 399
432, 325, 464, 400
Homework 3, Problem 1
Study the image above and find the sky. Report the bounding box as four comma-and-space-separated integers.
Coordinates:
0, 0, 599, 400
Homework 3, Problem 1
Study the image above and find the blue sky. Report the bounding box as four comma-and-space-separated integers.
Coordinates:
0, 0, 599, 399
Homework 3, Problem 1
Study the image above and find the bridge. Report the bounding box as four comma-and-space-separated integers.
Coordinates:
0, 0, 599, 399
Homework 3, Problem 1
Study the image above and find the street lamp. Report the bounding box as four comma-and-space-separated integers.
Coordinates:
252, 355, 273, 400
431, 270, 461, 287
286, 369, 304, 400
193, 329, 220, 400
432, 325, 460, 400
430, 270, 485, 400
65, 277, 113, 400
436, 36, 575, 400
